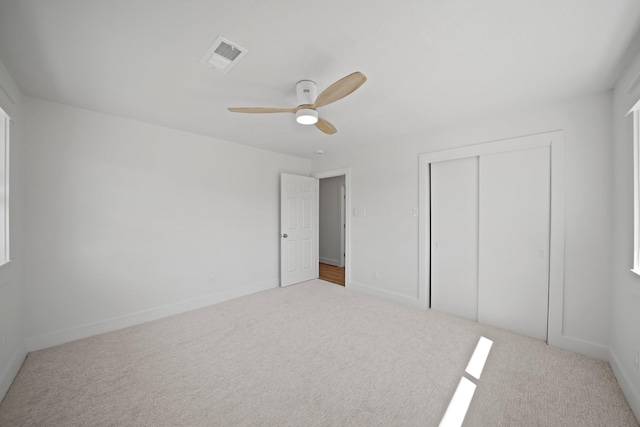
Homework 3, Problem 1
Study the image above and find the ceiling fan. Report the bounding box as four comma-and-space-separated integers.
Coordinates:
228, 71, 367, 135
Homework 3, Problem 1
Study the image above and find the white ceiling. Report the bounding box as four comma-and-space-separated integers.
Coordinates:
1, 0, 639, 159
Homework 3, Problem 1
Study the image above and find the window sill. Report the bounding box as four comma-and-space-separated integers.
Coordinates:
631, 267, 640, 277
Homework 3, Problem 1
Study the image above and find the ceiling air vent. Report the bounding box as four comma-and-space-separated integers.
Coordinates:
200, 36, 248, 74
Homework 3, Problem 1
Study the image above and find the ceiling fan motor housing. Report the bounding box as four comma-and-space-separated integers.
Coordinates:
296, 80, 317, 106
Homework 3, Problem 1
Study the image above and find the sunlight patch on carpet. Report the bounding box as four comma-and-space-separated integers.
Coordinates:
440, 336, 494, 427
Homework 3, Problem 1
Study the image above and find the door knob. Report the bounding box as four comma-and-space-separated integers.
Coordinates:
282, 234, 288, 238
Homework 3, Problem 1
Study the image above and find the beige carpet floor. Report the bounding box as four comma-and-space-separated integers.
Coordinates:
0, 279, 637, 426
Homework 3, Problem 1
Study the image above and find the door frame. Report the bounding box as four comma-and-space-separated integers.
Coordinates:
419, 131, 566, 346
313, 168, 351, 288
340, 183, 346, 268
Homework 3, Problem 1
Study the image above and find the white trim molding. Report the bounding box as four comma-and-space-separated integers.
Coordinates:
610, 348, 640, 421
25, 279, 278, 352
0, 341, 26, 402
348, 280, 422, 309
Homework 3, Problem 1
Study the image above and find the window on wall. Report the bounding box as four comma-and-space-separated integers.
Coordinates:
633, 102, 640, 275
0, 107, 9, 265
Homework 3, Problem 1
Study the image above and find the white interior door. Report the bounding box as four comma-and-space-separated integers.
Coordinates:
478, 147, 551, 340
281, 174, 317, 287
430, 157, 479, 321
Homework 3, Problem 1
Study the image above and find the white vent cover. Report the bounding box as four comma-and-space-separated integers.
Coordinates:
200, 36, 248, 73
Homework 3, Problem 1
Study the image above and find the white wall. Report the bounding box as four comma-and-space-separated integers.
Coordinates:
312, 91, 614, 358
612, 37, 640, 419
319, 175, 344, 266
0, 59, 26, 400
0, 61, 633, 417
22, 97, 310, 350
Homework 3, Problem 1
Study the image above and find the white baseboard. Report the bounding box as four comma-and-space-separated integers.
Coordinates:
319, 257, 339, 266
548, 334, 611, 360
348, 281, 421, 309
0, 341, 27, 402
609, 349, 640, 422
25, 279, 278, 352
545, 336, 639, 422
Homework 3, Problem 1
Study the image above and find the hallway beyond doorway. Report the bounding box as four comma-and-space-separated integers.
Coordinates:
319, 263, 345, 286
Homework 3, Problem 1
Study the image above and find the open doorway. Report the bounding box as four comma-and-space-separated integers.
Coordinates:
318, 175, 346, 286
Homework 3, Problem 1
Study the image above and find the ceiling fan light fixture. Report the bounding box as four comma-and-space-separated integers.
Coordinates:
296, 108, 318, 125
228, 71, 366, 134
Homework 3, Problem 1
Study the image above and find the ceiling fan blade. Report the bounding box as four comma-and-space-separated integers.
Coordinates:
315, 117, 337, 135
313, 71, 367, 109
228, 107, 295, 113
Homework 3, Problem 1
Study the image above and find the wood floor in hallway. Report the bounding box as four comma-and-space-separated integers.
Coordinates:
319, 263, 345, 286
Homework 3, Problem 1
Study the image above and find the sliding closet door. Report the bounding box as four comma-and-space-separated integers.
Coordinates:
478, 147, 550, 341
430, 157, 478, 321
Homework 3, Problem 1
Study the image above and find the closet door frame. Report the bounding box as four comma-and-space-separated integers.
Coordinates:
418, 131, 565, 345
